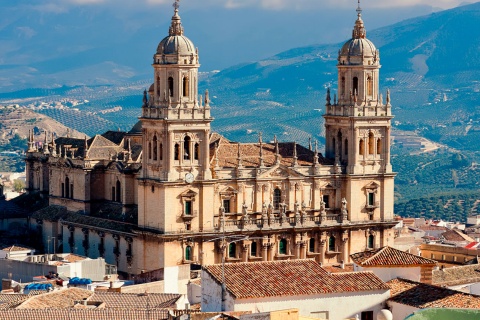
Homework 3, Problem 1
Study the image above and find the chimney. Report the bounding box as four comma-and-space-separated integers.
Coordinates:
420, 265, 434, 284
341, 260, 345, 269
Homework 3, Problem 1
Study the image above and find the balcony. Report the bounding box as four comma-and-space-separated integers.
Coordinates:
365, 201, 380, 211
180, 210, 198, 221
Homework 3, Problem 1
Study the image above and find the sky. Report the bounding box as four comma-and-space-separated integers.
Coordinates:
35, 0, 472, 10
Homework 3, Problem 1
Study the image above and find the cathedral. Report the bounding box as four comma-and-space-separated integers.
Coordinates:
26, 2, 396, 277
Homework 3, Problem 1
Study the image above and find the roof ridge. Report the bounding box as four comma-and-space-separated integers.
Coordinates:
361, 246, 385, 264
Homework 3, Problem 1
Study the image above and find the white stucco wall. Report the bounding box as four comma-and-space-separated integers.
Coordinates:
354, 264, 421, 282
202, 270, 390, 320
387, 301, 418, 320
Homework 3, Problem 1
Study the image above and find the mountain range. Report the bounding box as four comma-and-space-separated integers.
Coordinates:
0, 2, 441, 91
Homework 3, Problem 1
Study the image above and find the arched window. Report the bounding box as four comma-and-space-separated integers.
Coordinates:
156, 75, 161, 97
168, 77, 174, 97
148, 141, 152, 160
377, 138, 382, 155
341, 77, 346, 96
159, 143, 163, 161
185, 245, 192, 261
65, 177, 70, 199
273, 188, 281, 210
345, 139, 348, 156
309, 238, 315, 253
183, 76, 189, 97
328, 236, 336, 252
194, 143, 199, 160
279, 239, 287, 255
251, 242, 257, 257
174, 144, 180, 160
368, 132, 375, 155
228, 243, 236, 258
367, 75, 373, 96
116, 180, 121, 202
61, 182, 65, 198
153, 136, 158, 161
368, 234, 374, 249
359, 139, 364, 156
184, 136, 191, 160
353, 77, 359, 95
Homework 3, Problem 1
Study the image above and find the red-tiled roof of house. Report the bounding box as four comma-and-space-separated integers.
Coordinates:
321, 264, 354, 273
417, 225, 448, 231
433, 264, 480, 287
203, 259, 388, 299
350, 246, 437, 267
387, 278, 480, 309
1, 309, 171, 320
90, 292, 181, 309
441, 229, 475, 242
16, 288, 93, 309
465, 242, 479, 249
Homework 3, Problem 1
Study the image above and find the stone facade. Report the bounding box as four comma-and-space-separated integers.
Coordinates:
26, 3, 396, 276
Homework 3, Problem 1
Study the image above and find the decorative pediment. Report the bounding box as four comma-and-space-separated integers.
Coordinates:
179, 189, 197, 199
257, 164, 305, 179
219, 186, 237, 195
364, 182, 380, 190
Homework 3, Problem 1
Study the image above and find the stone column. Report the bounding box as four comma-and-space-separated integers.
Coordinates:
242, 244, 249, 262
203, 129, 212, 179
295, 242, 301, 259
319, 239, 326, 265
342, 234, 349, 264
300, 241, 307, 259
262, 243, 269, 262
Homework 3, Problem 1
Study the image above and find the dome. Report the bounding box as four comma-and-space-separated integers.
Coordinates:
340, 38, 377, 58
338, 4, 378, 62
157, 35, 196, 56
156, 3, 196, 56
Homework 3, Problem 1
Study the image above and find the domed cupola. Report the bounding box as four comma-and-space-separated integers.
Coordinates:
155, 1, 198, 65
338, 1, 379, 66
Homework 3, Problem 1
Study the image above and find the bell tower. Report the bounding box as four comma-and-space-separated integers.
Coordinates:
140, 0, 212, 183
324, 1, 393, 176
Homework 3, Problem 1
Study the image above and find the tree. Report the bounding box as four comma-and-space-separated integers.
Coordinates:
13, 179, 25, 193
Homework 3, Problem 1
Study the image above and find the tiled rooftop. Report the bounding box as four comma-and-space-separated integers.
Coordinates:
90, 292, 181, 309
0, 245, 32, 252
387, 278, 480, 309
350, 246, 437, 267
203, 259, 388, 299
441, 229, 475, 242
16, 288, 93, 309
1, 309, 170, 320
433, 264, 480, 287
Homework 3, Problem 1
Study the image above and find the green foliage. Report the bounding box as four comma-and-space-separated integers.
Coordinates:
13, 179, 25, 192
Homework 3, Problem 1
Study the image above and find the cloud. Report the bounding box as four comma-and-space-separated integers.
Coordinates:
16, 27, 37, 39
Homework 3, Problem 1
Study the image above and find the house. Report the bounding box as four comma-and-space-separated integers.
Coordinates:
387, 278, 480, 320
350, 246, 437, 283
202, 259, 390, 320
432, 264, 480, 295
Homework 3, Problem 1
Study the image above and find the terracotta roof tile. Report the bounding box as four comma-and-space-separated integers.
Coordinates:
16, 288, 93, 309
350, 246, 437, 267
387, 278, 480, 309
441, 230, 475, 242
433, 264, 480, 287
91, 292, 181, 309
1, 309, 171, 320
212, 141, 328, 168
204, 259, 388, 299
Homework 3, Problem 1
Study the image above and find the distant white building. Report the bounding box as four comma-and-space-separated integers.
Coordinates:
202, 259, 390, 320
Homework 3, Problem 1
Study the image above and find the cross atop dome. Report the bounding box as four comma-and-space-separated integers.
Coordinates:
356, 0, 362, 17
169, 0, 184, 36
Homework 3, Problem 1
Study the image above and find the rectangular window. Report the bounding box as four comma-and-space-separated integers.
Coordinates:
361, 311, 373, 320
368, 192, 374, 206
431, 254, 435, 259
185, 201, 192, 215
323, 195, 330, 209
310, 311, 329, 319
223, 199, 230, 213
61, 183, 65, 198
112, 187, 116, 201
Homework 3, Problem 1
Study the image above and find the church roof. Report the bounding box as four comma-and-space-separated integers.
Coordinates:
203, 259, 388, 299
350, 246, 437, 267
101, 131, 127, 145
209, 135, 330, 168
